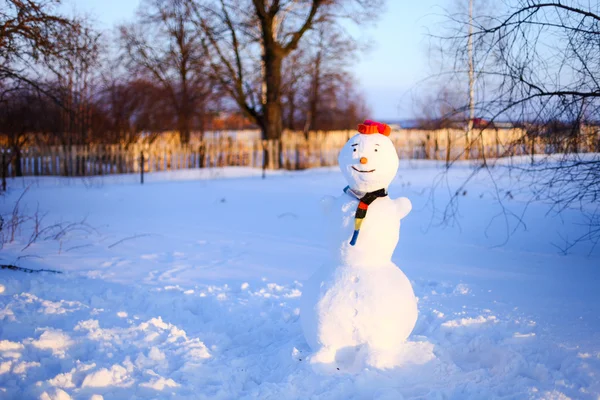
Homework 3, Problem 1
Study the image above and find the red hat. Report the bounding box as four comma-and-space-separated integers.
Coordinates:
357, 120, 391, 136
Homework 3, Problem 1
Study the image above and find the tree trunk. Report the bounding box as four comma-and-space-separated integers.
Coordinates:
63, 144, 70, 176
178, 115, 191, 144
178, 99, 191, 145
179, 48, 191, 145
263, 54, 283, 142
445, 129, 451, 167
12, 145, 22, 177
198, 100, 206, 138
198, 143, 206, 168
309, 50, 321, 131
287, 92, 296, 130
262, 46, 284, 170
1, 151, 7, 191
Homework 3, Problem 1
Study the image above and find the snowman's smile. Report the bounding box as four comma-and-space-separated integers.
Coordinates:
352, 166, 376, 173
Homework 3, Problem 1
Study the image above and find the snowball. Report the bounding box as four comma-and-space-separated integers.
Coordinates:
454, 283, 470, 295
12, 361, 40, 374
39, 388, 72, 400
31, 329, 73, 357
338, 132, 399, 193
0, 361, 12, 374
0, 340, 23, 352
48, 370, 76, 389
81, 365, 131, 388
140, 377, 179, 391
301, 262, 417, 355
267, 283, 284, 292
148, 347, 165, 361
442, 315, 497, 328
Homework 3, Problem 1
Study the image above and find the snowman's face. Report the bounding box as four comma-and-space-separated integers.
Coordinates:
338, 133, 399, 193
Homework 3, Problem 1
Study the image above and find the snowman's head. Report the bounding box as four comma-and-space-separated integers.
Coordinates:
338, 120, 399, 193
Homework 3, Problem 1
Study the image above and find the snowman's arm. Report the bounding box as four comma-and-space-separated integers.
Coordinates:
320, 195, 337, 215
395, 197, 412, 220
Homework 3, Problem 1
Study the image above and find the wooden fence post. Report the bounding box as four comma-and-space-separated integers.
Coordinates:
1, 150, 6, 192
261, 140, 267, 179
140, 150, 144, 185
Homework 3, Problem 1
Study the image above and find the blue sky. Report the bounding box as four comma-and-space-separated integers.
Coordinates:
61, 0, 449, 120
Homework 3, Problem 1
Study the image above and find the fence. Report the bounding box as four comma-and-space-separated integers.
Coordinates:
1, 127, 599, 178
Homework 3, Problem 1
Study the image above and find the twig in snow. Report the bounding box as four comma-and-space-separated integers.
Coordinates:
108, 234, 154, 249
64, 244, 94, 253
1, 264, 62, 274
278, 212, 298, 219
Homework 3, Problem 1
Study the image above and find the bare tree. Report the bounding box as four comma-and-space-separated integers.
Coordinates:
45, 18, 102, 146
438, 0, 600, 252
280, 23, 366, 135
97, 75, 159, 145
0, 2, 104, 180
120, 0, 216, 144
0, 0, 74, 99
301, 24, 359, 133
0, 0, 53, 174
192, 0, 382, 146
413, 86, 467, 165
0, 87, 39, 176
280, 48, 305, 131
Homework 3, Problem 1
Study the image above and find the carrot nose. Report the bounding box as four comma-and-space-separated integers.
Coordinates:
360, 157, 368, 164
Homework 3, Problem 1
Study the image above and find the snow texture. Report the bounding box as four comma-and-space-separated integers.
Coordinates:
0, 162, 599, 399
301, 133, 417, 369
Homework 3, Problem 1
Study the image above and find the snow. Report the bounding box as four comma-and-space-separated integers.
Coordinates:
301, 261, 419, 370
39, 388, 72, 400
300, 132, 418, 369
0, 160, 599, 399
338, 129, 400, 193
139, 374, 179, 391
80, 365, 133, 388
30, 329, 73, 358
0, 340, 24, 352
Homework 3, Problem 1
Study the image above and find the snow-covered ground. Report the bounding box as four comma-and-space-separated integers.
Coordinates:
1, 162, 599, 399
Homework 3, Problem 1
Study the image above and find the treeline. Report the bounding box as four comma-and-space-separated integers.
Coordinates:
0, 0, 376, 155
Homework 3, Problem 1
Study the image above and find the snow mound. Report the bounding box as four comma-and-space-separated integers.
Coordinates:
30, 329, 73, 358
139, 375, 179, 391
81, 364, 133, 388
39, 388, 72, 400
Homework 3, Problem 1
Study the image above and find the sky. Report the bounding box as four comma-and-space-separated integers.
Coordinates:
60, 0, 450, 120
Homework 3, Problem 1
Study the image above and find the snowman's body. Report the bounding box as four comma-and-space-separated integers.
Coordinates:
300, 121, 417, 368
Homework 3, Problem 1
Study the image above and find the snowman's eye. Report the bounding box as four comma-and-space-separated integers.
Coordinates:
353, 148, 357, 152
374, 149, 378, 152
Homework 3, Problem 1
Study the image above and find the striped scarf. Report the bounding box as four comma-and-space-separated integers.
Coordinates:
343, 186, 388, 246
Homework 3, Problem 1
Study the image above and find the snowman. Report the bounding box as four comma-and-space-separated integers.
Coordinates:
300, 120, 417, 370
